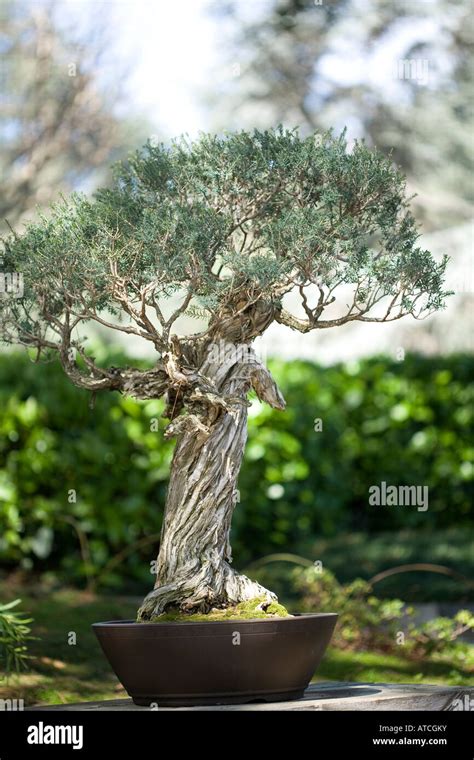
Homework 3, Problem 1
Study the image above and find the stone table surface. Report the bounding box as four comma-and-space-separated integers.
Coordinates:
27, 682, 474, 711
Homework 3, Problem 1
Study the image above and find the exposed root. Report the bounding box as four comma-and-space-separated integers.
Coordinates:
136, 564, 276, 622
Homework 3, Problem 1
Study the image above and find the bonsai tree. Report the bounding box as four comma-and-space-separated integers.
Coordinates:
0, 129, 449, 621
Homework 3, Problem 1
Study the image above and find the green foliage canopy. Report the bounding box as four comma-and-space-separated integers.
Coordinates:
1, 129, 450, 374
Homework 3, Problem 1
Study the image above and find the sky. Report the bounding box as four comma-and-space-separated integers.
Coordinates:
112, 0, 219, 136
55, 0, 220, 137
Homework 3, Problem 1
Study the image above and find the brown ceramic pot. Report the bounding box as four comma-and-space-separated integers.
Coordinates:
93, 612, 337, 706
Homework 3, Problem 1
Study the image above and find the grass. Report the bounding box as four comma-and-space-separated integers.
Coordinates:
0, 588, 138, 705
0, 585, 472, 705
316, 647, 473, 687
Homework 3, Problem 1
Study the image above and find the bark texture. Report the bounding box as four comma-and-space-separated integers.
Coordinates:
137, 348, 285, 621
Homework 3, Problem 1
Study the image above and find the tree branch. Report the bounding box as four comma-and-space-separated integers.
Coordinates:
249, 357, 286, 411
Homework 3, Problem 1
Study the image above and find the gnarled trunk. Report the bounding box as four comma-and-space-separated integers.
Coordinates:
137, 349, 285, 621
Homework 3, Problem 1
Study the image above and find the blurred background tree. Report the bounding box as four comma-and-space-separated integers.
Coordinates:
210, 0, 473, 230
0, 0, 149, 232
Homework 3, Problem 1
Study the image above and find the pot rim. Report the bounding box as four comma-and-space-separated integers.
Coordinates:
92, 612, 338, 628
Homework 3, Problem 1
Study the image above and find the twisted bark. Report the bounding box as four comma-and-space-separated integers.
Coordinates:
137, 349, 285, 620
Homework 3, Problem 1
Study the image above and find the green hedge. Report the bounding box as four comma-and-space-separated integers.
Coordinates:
234, 353, 474, 564
0, 349, 472, 588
